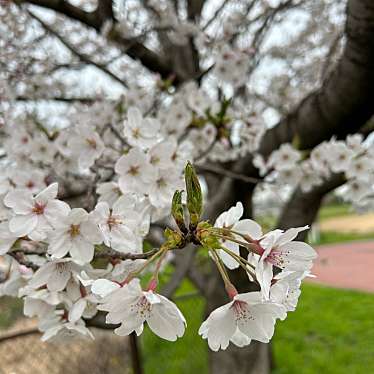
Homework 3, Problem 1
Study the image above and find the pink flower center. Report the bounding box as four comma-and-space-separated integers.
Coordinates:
107, 214, 122, 230
32, 202, 45, 215
265, 250, 287, 268
26, 181, 35, 189
231, 300, 254, 322
131, 296, 152, 318
128, 165, 140, 176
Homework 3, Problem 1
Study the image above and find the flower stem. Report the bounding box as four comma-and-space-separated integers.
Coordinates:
210, 249, 233, 290
219, 245, 257, 282
124, 248, 164, 284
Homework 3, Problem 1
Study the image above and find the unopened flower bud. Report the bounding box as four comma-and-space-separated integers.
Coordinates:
164, 228, 184, 248
171, 190, 187, 233
185, 162, 203, 228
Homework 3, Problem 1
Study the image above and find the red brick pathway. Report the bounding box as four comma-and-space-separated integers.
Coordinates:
309, 240, 374, 292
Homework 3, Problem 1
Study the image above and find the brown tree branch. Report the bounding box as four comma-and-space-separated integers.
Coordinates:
14, 96, 101, 103
277, 173, 346, 240
0, 327, 40, 343
16, 0, 181, 81
187, 0, 205, 21
27, 10, 129, 88
237, 0, 374, 179
16, 0, 101, 28
94, 248, 159, 261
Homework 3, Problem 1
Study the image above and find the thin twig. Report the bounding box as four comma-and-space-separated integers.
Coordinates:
203, 0, 231, 31
8, 252, 40, 271
108, 122, 128, 146
26, 10, 128, 89
196, 164, 261, 184
0, 327, 40, 343
94, 248, 159, 261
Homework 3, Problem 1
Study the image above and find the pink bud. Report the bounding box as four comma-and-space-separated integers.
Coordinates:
147, 278, 158, 292
225, 284, 238, 299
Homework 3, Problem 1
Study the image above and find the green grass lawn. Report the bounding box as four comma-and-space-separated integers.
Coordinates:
141, 279, 208, 373
317, 203, 352, 220
314, 231, 374, 245
273, 284, 374, 374
0, 296, 24, 329
141, 284, 374, 374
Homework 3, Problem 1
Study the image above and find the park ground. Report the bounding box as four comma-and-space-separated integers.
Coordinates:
1, 203, 374, 373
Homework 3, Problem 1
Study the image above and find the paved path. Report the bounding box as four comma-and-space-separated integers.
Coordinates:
309, 240, 374, 292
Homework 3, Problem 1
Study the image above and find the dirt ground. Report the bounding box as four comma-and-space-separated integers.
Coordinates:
319, 213, 374, 233
0, 319, 132, 374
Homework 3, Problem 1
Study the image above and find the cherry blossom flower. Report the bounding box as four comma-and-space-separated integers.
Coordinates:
346, 133, 365, 153
28, 259, 82, 292
148, 169, 183, 209
346, 156, 372, 182
199, 291, 286, 351
328, 141, 354, 173
341, 179, 372, 203
159, 102, 191, 136
92, 195, 141, 253
63, 279, 98, 323
310, 143, 331, 177
39, 310, 94, 342
270, 271, 310, 311
97, 278, 186, 341
0, 221, 18, 254
11, 169, 47, 194
48, 208, 102, 264
68, 125, 105, 170
255, 226, 317, 298
115, 148, 156, 194
186, 84, 212, 116
149, 140, 175, 171
299, 161, 324, 193
0, 256, 33, 297
0, 167, 12, 195
4, 183, 69, 241
213, 46, 250, 87
29, 133, 56, 164
267, 143, 301, 171
276, 167, 303, 186
171, 139, 194, 169
23, 290, 60, 319
189, 124, 217, 158
123, 107, 161, 149
96, 181, 122, 206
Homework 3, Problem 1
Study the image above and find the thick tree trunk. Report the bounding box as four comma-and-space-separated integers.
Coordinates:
209, 341, 271, 374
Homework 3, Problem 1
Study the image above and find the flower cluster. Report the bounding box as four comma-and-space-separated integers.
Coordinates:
254, 134, 374, 207
0, 160, 317, 349
196, 202, 316, 351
